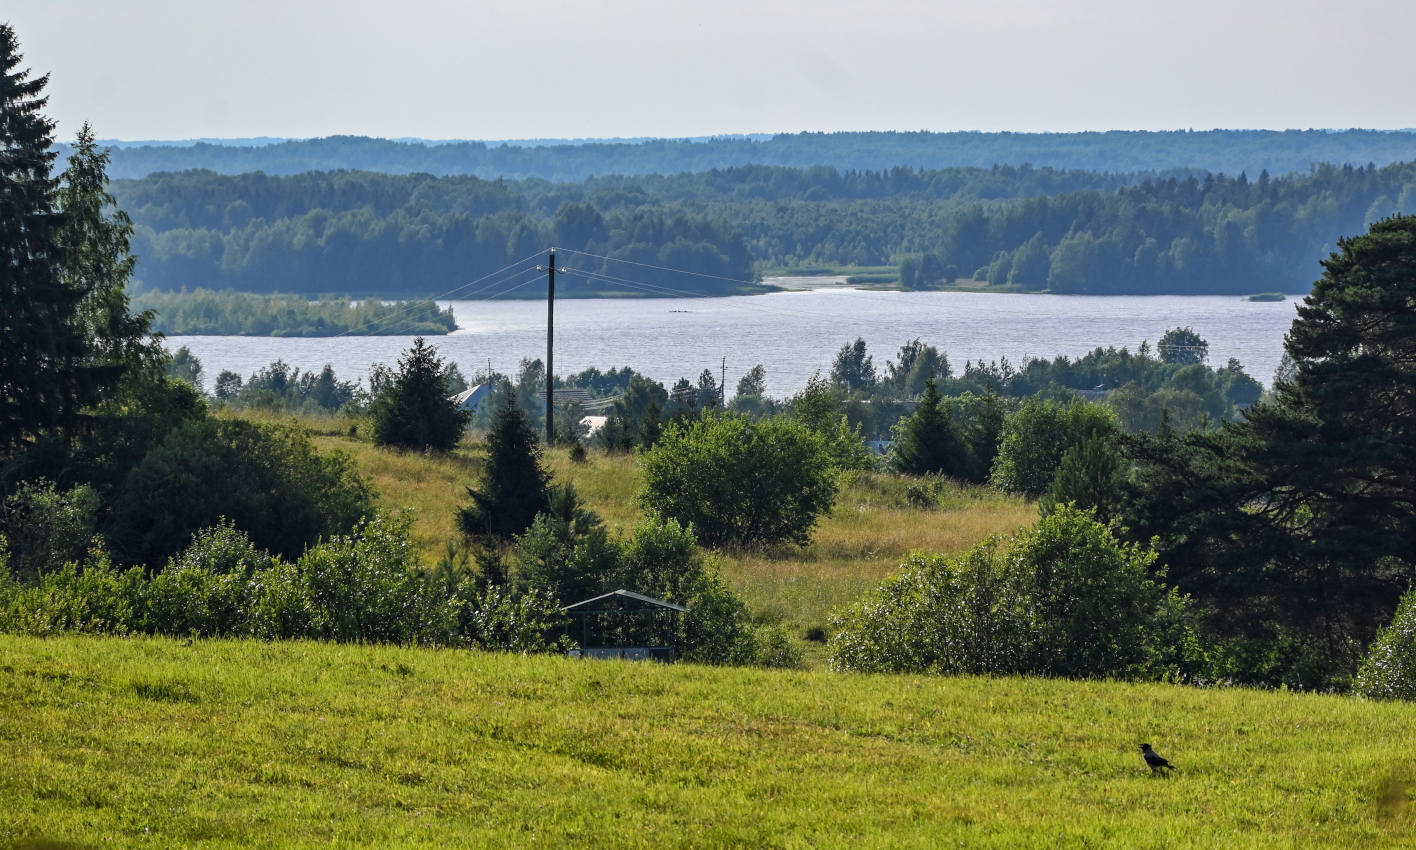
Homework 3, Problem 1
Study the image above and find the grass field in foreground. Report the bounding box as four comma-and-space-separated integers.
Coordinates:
3, 635, 1415, 848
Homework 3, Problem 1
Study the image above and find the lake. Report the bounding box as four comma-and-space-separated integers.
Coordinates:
165, 283, 1302, 397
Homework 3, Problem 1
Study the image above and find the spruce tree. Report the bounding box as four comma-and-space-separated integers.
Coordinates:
889, 378, 967, 476
56, 123, 161, 389
0, 25, 82, 452
458, 388, 551, 541
370, 337, 469, 451
1039, 433, 1127, 520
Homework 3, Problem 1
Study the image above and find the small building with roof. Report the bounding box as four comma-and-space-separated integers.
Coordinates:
561, 589, 687, 662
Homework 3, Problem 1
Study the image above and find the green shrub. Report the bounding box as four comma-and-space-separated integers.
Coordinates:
0, 548, 145, 636
109, 417, 374, 565
143, 522, 272, 636
827, 544, 1034, 675
458, 584, 568, 653
638, 413, 837, 547
991, 398, 1119, 497
829, 506, 1191, 679
1355, 589, 1416, 700
0, 479, 101, 579
298, 514, 453, 644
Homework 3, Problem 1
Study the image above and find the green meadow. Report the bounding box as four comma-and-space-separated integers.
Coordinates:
290, 414, 1036, 645
3, 634, 1414, 848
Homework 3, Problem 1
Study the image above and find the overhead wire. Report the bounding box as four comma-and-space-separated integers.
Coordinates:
558, 266, 915, 327
556, 246, 762, 289
325, 248, 548, 338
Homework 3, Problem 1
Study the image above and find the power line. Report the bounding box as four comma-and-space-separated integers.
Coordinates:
325, 250, 547, 338
556, 246, 764, 288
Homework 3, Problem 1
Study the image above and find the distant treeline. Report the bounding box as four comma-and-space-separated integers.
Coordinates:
74, 129, 1416, 181
118, 158, 1416, 296
133, 287, 456, 336
901, 162, 1416, 293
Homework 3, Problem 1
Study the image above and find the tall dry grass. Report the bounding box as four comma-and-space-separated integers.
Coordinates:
250, 412, 1036, 643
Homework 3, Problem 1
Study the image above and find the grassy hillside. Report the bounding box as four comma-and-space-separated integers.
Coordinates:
3, 635, 1413, 848
286, 413, 1034, 639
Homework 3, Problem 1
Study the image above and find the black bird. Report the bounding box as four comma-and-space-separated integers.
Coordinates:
1140, 743, 1177, 774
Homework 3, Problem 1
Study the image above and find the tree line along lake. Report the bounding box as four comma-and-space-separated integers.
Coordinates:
163, 283, 1302, 397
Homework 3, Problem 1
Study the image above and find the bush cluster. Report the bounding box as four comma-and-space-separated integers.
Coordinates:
0, 516, 565, 652
512, 491, 801, 669
827, 507, 1196, 680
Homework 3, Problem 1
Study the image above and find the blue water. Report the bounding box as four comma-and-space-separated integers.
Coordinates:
165, 286, 1301, 397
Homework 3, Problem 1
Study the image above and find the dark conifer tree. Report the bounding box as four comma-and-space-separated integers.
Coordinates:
57, 123, 161, 386
0, 25, 83, 454
889, 379, 967, 476
1039, 433, 1127, 520
458, 387, 551, 541
370, 337, 470, 451
1122, 215, 1416, 683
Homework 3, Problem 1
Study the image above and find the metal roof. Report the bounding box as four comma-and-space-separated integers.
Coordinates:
561, 588, 687, 613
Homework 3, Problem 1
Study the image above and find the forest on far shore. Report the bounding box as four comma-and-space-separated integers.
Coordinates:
75, 129, 1416, 181
117, 156, 1416, 297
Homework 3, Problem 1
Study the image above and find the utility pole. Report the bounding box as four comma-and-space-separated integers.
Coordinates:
545, 249, 556, 445
721, 356, 726, 406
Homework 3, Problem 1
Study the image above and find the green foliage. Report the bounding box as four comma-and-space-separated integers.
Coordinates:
889, 378, 969, 477
942, 342, 1260, 436
108, 417, 374, 565
991, 398, 1120, 497
217, 360, 364, 414
295, 514, 451, 644
785, 373, 876, 471
455, 583, 569, 653
1039, 433, 1129, 520
947, 390, 1009, 482
144, 522, 269, 637
881, 338, 949, 398
459, 390, 551, 541
638, 413, 837, 547
0, 513, 567, 652
0, 37, 155, 454
0, 549, 146, 636
1354, 589, 1416, 701
1121, 215, 1416, 687
165, 345, 204, 389
828, 506, 1191, 679
132, 287, 456, 336
1157, 327, 1209, 365
0, 479, 101, 580
511, 499, 801, 668
513, 485, 617, 604
830, 337, 877, 393
827, 544, 1035, 675
371, 337, 470, 451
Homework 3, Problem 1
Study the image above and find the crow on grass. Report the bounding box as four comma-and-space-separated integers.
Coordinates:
1140, 743, 1176, 774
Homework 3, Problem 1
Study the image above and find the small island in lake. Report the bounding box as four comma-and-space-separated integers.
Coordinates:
1244, 292, 1287, 302
133, 287, 457, 336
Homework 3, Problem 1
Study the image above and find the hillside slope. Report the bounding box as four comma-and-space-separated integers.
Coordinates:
2, 635, 1412, 848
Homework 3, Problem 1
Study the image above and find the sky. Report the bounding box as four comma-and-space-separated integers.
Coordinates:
8, 0, 1415, 142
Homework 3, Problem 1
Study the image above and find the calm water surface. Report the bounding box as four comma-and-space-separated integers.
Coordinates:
166, 285, 1302, 396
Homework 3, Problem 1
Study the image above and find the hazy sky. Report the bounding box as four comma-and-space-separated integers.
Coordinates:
9, 0, 1414, 141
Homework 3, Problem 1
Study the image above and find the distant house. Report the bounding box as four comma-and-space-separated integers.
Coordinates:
449, 383, 495, 413
581, 415, 608, 438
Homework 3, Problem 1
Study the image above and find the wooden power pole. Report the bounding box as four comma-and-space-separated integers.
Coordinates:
546, 249, 556, 445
